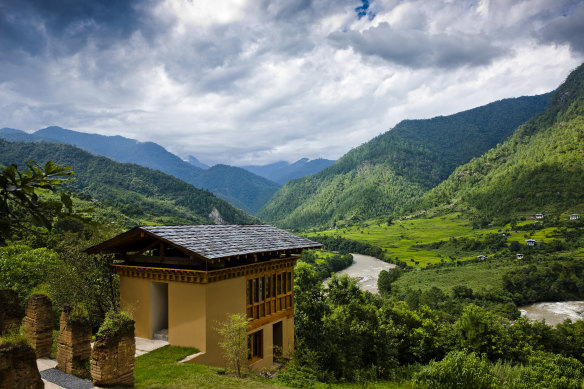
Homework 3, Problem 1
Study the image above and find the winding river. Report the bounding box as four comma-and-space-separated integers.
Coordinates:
519, 301, 584, 326
333, 253, 397, 294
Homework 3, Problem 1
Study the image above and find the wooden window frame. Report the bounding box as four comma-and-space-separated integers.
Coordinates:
246, 267, 294, 322
248, 330, 263, 363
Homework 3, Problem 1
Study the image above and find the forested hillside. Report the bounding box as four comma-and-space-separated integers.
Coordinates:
0, 127, 280, 214
259, 93, 551, 229
415, 64, 584, 222
0, 139, 257, 225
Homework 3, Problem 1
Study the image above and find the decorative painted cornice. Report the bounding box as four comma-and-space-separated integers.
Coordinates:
113, 256, 299, 284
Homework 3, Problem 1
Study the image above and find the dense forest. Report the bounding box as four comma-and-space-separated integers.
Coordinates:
259, 93, 551, 230
413, 64, 584, 223
0, 127, 281, 214
0, 139, 258, 226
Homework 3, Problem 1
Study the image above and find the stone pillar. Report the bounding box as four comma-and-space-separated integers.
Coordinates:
0, 289, 24, 334
56, 305, 91, 375
90, 318, 135, 387
0, 342, 44, 389
22, 294, 53, 358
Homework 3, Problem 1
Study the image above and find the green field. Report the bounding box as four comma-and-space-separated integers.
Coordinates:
392, 260, 517, 294
311, 213, 582, 267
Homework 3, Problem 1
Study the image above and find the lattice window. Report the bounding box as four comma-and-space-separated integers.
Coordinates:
246, 267, 294, 321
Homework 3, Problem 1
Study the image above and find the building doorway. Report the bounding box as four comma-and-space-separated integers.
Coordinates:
272, 321, 283, 359
150, 282, 168, 340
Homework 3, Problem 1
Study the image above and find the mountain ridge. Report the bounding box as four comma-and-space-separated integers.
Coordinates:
0, 126, 280, 214
0, 138, 258, 226
241, 157, 335, 185
258, 93, 552, 229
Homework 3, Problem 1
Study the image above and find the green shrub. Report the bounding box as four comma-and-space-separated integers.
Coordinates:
95, 310, 134, 342
413, 351, 497, 389
0, 245, 61, 302
277, 364, 320, 388
504, 352, 584, 389
0, 326, 28, 346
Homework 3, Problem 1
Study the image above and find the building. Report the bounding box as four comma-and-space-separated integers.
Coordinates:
526, 239, 536, 246
477, 255, 488, 260
86, 225, 321, 369
570, 214, 581, 220
516, 254, 524, 259
535, 214, 544, 219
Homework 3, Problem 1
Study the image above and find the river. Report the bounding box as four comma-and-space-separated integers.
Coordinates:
333, 253, 397, 294
519, 301, 584, 326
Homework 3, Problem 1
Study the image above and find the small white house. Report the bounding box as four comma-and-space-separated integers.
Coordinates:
477, 255, 488, 260
570, 214, 581, 220
517, 254, 524, 259
526, 239, 536, 246
535, 214, 544, 219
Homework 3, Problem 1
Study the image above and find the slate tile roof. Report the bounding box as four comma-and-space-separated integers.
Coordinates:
120, 225, 321, 260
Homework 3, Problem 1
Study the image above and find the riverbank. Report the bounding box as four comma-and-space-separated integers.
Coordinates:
334, 253, 397, 293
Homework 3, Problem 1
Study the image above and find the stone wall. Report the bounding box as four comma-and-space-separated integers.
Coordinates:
0, 342, 43, 389
56, 306, 91, 375
0, 289, 24, 334
90, 332, 136, 387
22, 294, 53, 358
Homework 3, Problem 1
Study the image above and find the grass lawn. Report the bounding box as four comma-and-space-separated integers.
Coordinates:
134, 346, 411, 388
134, 346, 283, 388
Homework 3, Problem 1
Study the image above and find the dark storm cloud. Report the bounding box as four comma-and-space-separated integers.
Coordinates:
0, 0, 156, 58
328, 22, 507, 69
538, 1, 584, 55
0, 0, 581, 165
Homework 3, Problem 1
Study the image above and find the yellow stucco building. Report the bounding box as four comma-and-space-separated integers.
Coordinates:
87, 224, 321, 369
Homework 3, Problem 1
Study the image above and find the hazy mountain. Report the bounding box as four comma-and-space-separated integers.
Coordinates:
0, 139, 257, 225
186, 155, 210, 170
0, 127, 279, 214
242, 158, 335, 185
258, 93, 552, 229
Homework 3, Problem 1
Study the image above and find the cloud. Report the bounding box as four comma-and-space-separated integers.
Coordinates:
329, 22, 508, 69
538, 1, 584, 55
0, 0, 582, 166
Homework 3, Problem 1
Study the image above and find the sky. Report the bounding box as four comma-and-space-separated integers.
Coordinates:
1, 0, 583, 166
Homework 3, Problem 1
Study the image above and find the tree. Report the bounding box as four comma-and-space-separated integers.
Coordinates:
0, 161, 74, 243
216, 313, 249, 378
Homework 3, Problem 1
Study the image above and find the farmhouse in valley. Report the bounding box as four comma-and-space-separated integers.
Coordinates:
86, 224, 321, 369
571, 214, 581, 220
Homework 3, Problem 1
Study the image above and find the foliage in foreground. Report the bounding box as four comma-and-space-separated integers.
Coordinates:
414, 351, 584, 389
294, 262, 584, 384
216, 313, 249, 378
0, 161, 75, 243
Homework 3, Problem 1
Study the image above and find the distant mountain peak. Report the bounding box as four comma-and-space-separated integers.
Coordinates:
241, 157, 335, 185
187, 155, 210, 170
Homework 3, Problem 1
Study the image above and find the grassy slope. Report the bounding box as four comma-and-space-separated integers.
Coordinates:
134, 346, 409, 388
315, 213, 583, 262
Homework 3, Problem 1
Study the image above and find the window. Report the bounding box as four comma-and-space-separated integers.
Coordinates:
248, 330, 263, 362
246, 267, 294, 321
